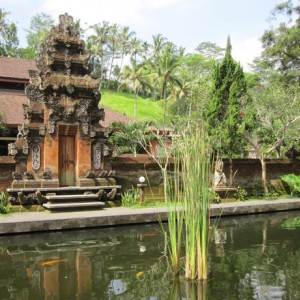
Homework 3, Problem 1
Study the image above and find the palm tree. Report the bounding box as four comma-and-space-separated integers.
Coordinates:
149, 34, 167, 59
107, 23, 120, 81
154, 45, 182, 126
119, 26, 136, 70
130, 37, 148, 62
86, 22, 110, 86
118, 58, 154, 121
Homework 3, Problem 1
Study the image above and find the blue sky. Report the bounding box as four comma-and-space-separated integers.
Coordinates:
0, 0, 293, 71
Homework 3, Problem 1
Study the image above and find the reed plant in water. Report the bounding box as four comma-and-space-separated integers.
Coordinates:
165, 126, 212, 281
165, 139, 185, 275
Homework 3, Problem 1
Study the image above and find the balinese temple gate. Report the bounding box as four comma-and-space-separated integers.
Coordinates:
7, 14, 120, 210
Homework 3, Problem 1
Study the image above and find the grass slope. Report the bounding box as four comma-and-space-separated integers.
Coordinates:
100, 89, 167, 123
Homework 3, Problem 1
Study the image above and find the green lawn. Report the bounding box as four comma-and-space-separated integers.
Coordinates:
100, 89, 168, 123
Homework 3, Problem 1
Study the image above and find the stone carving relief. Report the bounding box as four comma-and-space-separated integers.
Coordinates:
32, 145, 41, 170
25, 84, 44, 103
92, 142, 102, 169
17, 124, 29, 139
22, 104, 32, 120
42, 169, 51, 179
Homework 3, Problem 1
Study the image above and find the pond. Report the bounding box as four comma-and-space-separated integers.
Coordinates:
0, 210, 300, 299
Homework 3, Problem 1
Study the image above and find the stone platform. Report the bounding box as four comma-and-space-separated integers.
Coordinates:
1, 198, 300, 235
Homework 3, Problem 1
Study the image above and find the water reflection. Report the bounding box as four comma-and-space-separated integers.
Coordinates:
0, 211, 299, 299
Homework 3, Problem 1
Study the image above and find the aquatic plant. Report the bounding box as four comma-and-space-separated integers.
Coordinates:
165, 126, 212, 281
181, 127, 212, 280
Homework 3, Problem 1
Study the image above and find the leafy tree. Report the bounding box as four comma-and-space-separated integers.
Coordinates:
260, 0, 300, 84
25, 13, 54, 56
170, 52, 215, 125
108, 121, 154, 156
246, 81, 300, 195
0, 9, 19, 57
204, 37, 254, 186
195, 41, 225, 60
118, 59, 154, 121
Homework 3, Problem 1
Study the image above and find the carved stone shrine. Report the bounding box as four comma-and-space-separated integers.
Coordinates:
7, 13, 120, 209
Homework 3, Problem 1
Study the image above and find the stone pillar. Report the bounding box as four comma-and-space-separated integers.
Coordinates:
76, 131, 92, 186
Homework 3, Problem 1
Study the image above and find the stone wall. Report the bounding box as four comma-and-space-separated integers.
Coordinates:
110, 155, 300, 195
0, 156, 15, 192
1, 154, 299, 195
222, 158, 300, 193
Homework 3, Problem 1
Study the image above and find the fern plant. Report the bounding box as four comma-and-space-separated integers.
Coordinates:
280, 174, 300, 196
121, 187, 140, 207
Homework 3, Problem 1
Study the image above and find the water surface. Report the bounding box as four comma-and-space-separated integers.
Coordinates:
0, 211, 299, 299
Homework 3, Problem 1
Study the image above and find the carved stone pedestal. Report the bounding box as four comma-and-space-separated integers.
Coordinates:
24, 180, 41, 189
12, 180, 24, 189
41, 179, 59, 188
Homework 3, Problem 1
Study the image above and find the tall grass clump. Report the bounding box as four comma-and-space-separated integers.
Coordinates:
181, 126, 212, 281
164, 126, 212, 281
165, 142, 185, 276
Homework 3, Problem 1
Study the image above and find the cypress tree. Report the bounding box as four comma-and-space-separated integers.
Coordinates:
204, 37, 254, 185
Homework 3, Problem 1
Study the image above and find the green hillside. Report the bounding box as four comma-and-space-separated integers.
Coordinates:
100, 89, 167, 123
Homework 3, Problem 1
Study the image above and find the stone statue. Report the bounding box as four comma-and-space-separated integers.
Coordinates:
213, 159, 226, 187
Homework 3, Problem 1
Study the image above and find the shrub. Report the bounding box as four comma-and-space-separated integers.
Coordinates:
280, 174, 300, 196
121, 187, 140, 207
0, 192, 9, 214
234, 187, 248, 201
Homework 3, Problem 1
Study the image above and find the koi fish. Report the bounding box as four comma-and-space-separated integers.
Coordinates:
136, 271, 144, 279
41, 259, 67, 266
143, 233, 159, 237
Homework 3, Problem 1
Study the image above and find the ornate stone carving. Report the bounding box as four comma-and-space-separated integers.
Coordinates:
22, 104, 32, 120
8, 143, 18, 156
85, 171, 95, 178
17, 124, 29, 139
12, 171, 22, 180
103, 144, 110, 156
81, 116, 90, 135
42, 169, 51, 179
24, 171, 34, 180
25, 84, 44, 103
92, 142, 102, 169
32, 145, 40, 170
22, 143, 29, 155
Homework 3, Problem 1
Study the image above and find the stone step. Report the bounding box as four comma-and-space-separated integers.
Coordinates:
45, 194, 98, 201
7, 185, 121, 193
43, 202, 105, 210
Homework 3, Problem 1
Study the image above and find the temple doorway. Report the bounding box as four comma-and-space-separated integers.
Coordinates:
59, 126, 77, 186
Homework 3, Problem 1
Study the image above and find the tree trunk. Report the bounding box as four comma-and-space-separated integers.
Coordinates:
134, 93, 137, 122
229, 157, 233, 187
260, 157, 269, 195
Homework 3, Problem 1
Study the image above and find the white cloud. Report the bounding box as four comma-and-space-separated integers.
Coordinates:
232, 37, 262, 71
147, 0, 183, 9
41, 0, 145, 27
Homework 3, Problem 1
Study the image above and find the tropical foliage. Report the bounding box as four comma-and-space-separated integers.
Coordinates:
0, 9, 19, 57
0, 1, 299, 195
108, 121, 154, 156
